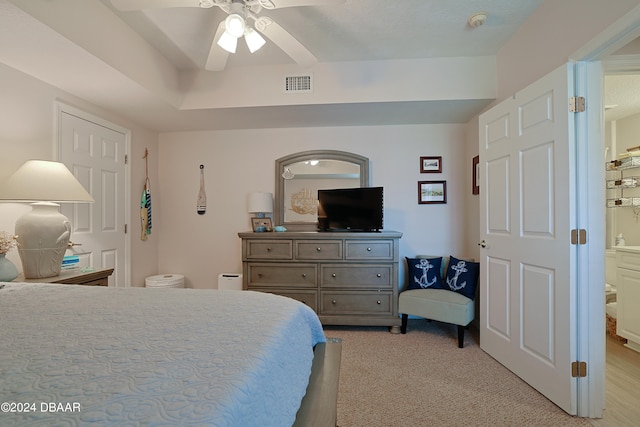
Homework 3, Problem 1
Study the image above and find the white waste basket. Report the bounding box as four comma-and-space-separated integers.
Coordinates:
145, 274, 185, 288
218, 273, 242, 290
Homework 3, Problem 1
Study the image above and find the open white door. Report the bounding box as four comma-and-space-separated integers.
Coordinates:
479, 64, 577, 414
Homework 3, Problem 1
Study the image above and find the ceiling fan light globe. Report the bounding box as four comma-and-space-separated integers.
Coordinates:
225, 14, 246, 38
244, 27, 266, 53
217, 31, 238, 53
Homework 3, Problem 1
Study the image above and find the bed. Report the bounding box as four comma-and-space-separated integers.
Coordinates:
0, 283, 340, 426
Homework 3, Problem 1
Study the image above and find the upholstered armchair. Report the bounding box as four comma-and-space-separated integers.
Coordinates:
398, 255, 478, 348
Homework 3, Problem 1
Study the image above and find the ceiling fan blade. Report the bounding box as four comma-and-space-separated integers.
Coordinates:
110, 0, 204, 12
205, 21, 230, 71
255, 17, 317, 68
258, 0, 346, 9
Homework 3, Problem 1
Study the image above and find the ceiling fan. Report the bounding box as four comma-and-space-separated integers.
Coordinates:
110, 0, 346, 71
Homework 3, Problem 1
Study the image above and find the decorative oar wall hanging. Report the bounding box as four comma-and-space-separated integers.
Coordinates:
197, 164, 207, 215
141, 148, 152, 241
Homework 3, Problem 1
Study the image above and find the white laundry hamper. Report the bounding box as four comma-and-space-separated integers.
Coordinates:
145, 274, 185, 288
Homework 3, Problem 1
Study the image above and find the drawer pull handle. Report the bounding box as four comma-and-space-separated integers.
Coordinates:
376, 273, 382, 278
266, 247, 272, 252
316, 247, 322, 251
332, 273, 336, 278
257, 273, 263, 278
302, 273, 306, 278
377, 300, 381, 304
332, 299, 337, 304
367, 247, 372, 251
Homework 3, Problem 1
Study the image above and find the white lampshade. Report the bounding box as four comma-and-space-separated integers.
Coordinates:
0, 160, 94, 279
225, 13, 245, 38
0, 160, 94, 203
248, 192, 273, 217
244, 27, 266, 53
217, 30, 238, 53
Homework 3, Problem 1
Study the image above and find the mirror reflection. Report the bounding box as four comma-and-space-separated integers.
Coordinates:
282, 160, 361, 224
275, 150, 370, 231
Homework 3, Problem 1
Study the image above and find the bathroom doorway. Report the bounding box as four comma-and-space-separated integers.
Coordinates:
597, 57, 640, 424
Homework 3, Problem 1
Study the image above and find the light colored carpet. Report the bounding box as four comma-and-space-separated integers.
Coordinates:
324, 319, 591, 427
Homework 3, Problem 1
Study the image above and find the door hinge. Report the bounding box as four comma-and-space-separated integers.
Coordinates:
571, 229, 587, 245
124, 224, 128, 234
125, 154, 128, 165
570, 96, 585, 113
572, 361, 587, 378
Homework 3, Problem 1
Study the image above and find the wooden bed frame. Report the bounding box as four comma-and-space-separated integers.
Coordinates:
294, 338, 342, 427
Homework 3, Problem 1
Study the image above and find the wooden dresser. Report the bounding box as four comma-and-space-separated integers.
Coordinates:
239, 231, 402, 332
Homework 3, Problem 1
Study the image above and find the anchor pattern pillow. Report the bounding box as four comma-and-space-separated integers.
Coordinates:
444, 255, 479, 300
406, 257, 443, 290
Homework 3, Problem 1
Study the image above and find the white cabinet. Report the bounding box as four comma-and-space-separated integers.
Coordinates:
616, 246, 640, 353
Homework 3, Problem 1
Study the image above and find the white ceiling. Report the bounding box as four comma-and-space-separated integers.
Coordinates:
100, 0, 542, 71
5, 0, 640, 131
19, 0, 633, 133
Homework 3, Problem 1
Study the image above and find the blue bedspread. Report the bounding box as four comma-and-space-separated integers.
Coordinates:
0, 283, 326, 426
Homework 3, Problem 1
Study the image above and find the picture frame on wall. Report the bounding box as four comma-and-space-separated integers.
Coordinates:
472, 155, 480, 195
418, 180, 447, 204
420, 156, 442, 173
251, 217, 273, 232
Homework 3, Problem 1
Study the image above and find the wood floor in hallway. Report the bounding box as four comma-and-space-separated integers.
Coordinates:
589, 334, 640, 427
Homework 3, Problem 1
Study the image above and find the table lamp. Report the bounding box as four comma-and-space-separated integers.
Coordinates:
247, 192, 273, 219
0, 160, 94, 279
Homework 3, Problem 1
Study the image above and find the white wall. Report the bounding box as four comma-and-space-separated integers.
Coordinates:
0, 62, 159, 286
158, 124, 470, 288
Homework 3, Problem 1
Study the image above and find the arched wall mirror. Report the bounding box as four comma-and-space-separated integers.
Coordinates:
275, 150, 370, 231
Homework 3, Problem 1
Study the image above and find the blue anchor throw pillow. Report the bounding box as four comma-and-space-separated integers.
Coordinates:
406, 257, 443, 290
444, 255, 479, 300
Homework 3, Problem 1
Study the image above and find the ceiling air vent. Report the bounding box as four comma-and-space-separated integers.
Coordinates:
284, 74, 313, 93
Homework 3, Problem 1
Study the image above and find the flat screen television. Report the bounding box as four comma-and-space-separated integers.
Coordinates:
317, 187, 383, 232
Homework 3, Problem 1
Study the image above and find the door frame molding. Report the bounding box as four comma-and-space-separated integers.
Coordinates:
53, 100, 132, 287
569, 4, 640, 418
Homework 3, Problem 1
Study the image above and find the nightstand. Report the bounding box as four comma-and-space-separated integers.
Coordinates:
17, 268, 114, 287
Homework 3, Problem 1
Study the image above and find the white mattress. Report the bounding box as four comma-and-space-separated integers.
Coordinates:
0, 283, 326, 426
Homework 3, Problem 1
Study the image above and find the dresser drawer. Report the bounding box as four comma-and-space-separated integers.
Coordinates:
320, 264, 393, 289
320, 291, 393, 315
267, 290, 318, 311
246, 263, 316, 287
245, 240, 292, 260
295, 240, 342, 260
345, 240, 395, 260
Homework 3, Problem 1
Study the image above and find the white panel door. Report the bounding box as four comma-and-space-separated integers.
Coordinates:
59, 110, 127, 287
479, 64, 577, 414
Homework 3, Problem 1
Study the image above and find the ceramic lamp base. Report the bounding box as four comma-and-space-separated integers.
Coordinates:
16, 202, 71, 279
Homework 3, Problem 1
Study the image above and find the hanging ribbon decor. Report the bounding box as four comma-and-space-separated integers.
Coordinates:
141, 148, 152, 241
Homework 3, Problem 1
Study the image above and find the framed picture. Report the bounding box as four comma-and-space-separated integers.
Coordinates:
418, 180, 447, 204
251, 217, 273, 232
472, 155, 480, 195
420, 156, 442, 173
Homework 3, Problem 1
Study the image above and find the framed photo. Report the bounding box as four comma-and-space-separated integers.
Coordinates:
251, 217, 273, 232
420, 156, 442, 173
418, 180, 447, 204
472, 155, 480, 195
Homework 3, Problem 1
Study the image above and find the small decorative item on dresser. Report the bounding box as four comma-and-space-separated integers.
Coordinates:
0, 231, 19, 282
251, 217, 273, 232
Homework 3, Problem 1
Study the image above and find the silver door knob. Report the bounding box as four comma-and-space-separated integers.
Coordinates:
478, 240, 488, 248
